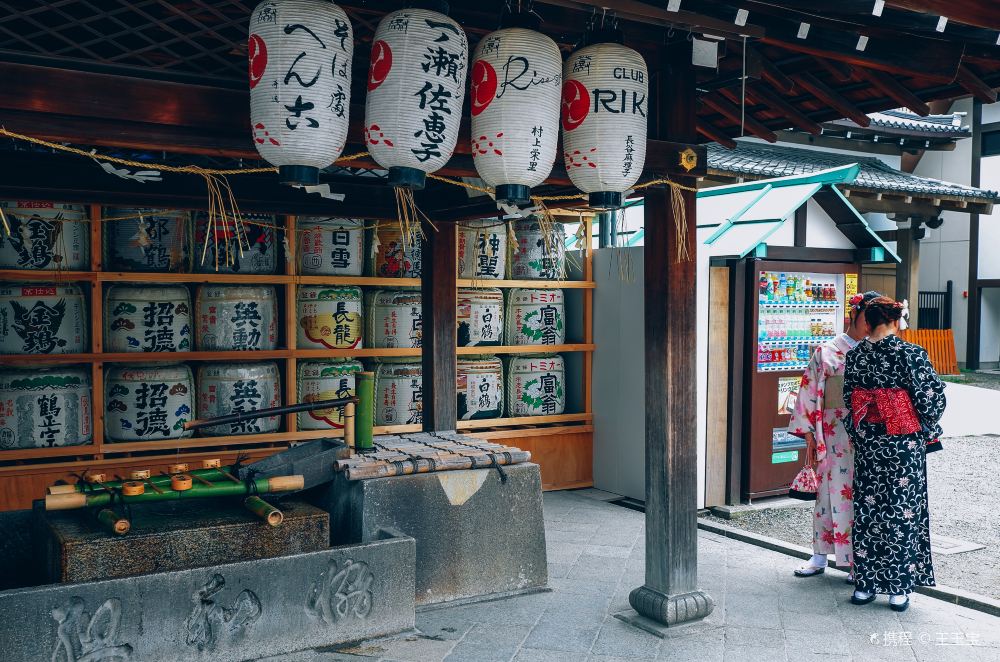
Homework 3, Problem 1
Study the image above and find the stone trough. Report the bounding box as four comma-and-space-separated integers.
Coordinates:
0, 532, 414, 662
0, 436, 548, 660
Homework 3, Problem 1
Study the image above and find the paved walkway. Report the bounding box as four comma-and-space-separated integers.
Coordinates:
939, 382, 1000, 437
267, 490, 1000, 662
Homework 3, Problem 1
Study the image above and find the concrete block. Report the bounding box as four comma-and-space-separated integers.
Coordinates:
0, 533, 415, 662
312, 462, 547, 606
40, 499, 329, 583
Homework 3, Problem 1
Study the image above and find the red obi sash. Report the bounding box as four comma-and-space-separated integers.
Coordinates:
851, 387, 921, 435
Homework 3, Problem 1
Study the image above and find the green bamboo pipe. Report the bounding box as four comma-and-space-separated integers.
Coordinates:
355, 371, 374, 451
50, 466, 239, 495
95, 509, 130, 535
45, 475, 303, 511
244, 496, 283, 527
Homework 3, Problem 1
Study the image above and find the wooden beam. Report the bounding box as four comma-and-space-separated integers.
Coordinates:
885, 1, 1000, 31
536, 0, 764, 40
421, 222, 458, 432
740, 43, 796, 94
793, 72, 872, 127
701, 95, 778, 143
856, 68, 930, 117
698, 121, 738, 149
0, 61, 705, 180
0, 150, 398, 218
759, 23, 962, 82
955, 65, 998, 104
745, 82, 822, 135
814, 57, 855, 84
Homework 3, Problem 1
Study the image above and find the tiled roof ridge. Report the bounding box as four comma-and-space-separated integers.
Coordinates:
706, 141, 999, 201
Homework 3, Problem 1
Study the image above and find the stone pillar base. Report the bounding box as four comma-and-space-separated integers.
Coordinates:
619, 586, 714, 634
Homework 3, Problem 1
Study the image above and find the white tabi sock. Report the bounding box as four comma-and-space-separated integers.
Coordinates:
810, 553, 828, 567
889, 594, 909, 605
853, 590, 873, 600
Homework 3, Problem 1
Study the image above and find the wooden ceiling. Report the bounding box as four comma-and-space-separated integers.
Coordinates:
0, 0, 997, 156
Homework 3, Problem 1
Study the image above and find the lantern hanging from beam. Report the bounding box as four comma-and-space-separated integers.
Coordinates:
470, 10, 562, 206
364, 2, 469, 190
249, 0, 354, 186
561, 27, 648, 209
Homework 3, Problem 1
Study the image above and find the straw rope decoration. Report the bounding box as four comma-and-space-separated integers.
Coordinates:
0, 127, 697, 264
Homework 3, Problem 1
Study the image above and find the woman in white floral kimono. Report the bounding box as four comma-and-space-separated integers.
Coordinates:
788, 290, 880, 578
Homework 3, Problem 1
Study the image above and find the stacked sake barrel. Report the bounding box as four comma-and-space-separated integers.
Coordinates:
0, 202, 94, 448
454, 216, 569, 419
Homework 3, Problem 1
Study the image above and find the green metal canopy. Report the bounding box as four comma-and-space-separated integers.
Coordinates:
694, 163, 900, 262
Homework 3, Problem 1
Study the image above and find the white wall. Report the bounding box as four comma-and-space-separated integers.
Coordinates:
591, 245, 710, 509
915, 99, 976, 361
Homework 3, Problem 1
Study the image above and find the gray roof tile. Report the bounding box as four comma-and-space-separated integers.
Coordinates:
707, 141, 998, 202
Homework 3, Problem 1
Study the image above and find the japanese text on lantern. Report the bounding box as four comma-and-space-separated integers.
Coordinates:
413, 19, 466, 163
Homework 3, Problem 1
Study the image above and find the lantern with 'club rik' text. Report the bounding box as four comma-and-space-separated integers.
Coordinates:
561, 29, 648, 209
249, 0, 354, 186
364, 2, 468, 190
470, 11, 562, 206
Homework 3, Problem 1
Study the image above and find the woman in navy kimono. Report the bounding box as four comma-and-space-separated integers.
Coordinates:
843, 297, 945, 612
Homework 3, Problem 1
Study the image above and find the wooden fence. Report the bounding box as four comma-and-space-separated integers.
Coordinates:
899, 329, 959, 375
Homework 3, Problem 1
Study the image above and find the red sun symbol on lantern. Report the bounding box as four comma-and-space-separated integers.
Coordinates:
248, 34, 267, 89
368, 40, 392, 91
470, 60, 497, 117
561, 80, 590, 131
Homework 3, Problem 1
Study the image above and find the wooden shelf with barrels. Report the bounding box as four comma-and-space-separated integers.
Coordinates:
452, 215, 594, 492
0, 204, 594, 509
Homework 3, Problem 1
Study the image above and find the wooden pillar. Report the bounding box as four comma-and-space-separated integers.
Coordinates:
968, 100, 983, 369
421, 222, 457, 431
895, 216, 921, 328
624, 41, 714, 631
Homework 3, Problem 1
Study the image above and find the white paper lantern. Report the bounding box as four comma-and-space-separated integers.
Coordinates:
364, 3, 468, 190
249, 0, 353, 186
470, 14, 562, 205
561, 32, 648, 209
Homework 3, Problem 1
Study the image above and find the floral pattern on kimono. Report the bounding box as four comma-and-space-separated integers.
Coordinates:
789, 333, 856, 567
843, 335, 946, 596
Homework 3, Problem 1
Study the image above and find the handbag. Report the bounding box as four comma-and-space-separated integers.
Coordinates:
788, 463, 819, 501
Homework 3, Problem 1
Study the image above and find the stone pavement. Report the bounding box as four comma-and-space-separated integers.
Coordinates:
261, 490, 1000, 662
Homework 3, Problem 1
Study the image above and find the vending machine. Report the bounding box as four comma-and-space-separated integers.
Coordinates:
741, 260, 859, 499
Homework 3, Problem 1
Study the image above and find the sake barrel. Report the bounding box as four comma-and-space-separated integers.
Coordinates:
506, 288, 565, 346
195, 285, 277, 351
457, 355, 503, 420
371, 226, 421, 278
196, 362, 281, 436
368, 289, 422, 349
457, 219, 506, 279
507, 354, 565, 417
297, 359, 363, 430
374, 359, 422, 426
297, 286, 363, 350
0, 367, 92, 449
299, 218, 365, 276
0, 201, 89, 270
510, 217, 565, 279
0, 283, 87, 355
105, 208, 189, 272
104, 363, 194, 442
194, 212, 277, 274
457, 287, 503, 347
105, 285, 192, 353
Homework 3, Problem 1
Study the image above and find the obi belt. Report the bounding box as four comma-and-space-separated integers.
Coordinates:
851, 387, 921, 435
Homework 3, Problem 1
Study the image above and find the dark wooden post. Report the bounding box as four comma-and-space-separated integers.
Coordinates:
421, 221, 458, 431
894, 216, 921, 329
623, 41, 714, 631
967, 100, 983, 369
